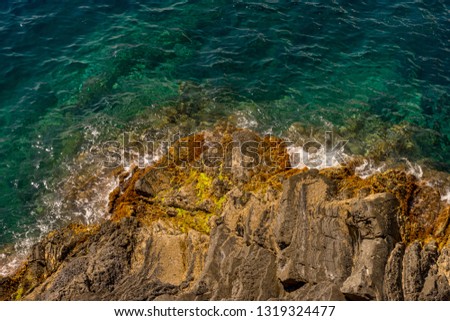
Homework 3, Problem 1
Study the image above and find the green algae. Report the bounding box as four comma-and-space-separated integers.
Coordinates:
13, 286, 23, 301
196, 173, 213, 199
170, 208, 212, 235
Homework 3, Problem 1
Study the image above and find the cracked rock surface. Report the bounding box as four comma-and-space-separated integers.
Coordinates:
1, 128, 449, 301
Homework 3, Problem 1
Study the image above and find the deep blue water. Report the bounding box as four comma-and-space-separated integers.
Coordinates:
0, 0, 449, 270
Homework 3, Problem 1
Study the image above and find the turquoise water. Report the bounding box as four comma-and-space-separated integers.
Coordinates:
0, 1, 449, 268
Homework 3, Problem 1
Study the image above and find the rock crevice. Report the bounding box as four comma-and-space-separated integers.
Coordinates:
1, 128, 449, 301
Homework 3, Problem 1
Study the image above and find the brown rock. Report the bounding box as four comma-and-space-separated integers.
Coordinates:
2, 128, 450, 301
383, 242, 405, 300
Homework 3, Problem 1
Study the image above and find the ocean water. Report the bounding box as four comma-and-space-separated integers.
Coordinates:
0, 0, 449, 273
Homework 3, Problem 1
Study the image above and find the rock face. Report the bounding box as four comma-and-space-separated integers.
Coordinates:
1, 127, 449, 301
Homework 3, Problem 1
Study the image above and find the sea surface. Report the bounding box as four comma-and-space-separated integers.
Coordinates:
0, 0, 449, 274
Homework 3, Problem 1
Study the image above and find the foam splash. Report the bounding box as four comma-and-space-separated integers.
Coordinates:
355, 159, 386, 179
0, 125, 167, 277
0, 255, 21, 277
403, 158, 423, 180
0, 169, 118, 277
287, 143, 349, 169
0, 232, 38, 277
354, 158, 424, 180
442, 189, 450, 204
233, 111, 259, 129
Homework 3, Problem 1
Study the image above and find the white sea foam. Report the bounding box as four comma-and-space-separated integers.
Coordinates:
0, 256, 21, 277
354, 158, 424, 180
355, 159, 386, 179
0, 125, 170, 277
234, 111, 258, 129
287, 143, 349, 169
403, 158, 423, 179
442, 189, 450, 204
0, 233, 38, 277
1, 128, 124, 275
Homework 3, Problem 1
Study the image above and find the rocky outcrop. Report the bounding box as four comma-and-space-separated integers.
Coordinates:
1, 127, 449, 301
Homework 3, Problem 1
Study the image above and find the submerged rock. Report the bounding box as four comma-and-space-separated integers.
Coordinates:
1, 127, 449, 301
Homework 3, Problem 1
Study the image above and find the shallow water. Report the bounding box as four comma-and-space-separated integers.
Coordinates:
0, 0, 449, 273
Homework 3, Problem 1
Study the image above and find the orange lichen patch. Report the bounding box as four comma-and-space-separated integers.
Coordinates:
107, 127, 449, 245
332, 168, 416, 241
261, 167, 311, 192
319, 164, 356, 182
177, 131, 285, 184
168, 132, 206, 166
56, 222, 98, 236
107, 148, 216, 232
434, 206, 450, 236
406, 184, 441, 241
107, 128, 297, 232
239, 136, 293, 192
261, 135, 292, 171
49, 222, 97, 248
321, 164, 450, 246
431, 206, 450, 249
321, 166, 416, 214
109, 166, 149, 221
282, 167, 309, 178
